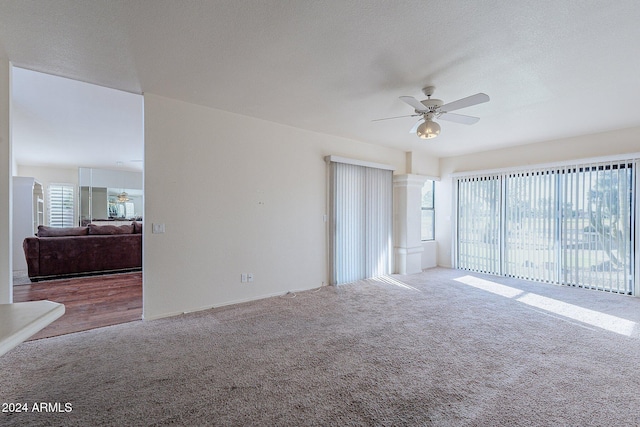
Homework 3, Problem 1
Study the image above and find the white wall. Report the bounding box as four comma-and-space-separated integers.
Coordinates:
78, 167, 142, 189
407, 151, 439, 177
0, 53, 11, 303
143, 93, 406, 319
421, 241, 437, 269
437, 126, 640, 268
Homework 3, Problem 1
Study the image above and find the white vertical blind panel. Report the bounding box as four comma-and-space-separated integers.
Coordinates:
560, 163, 634, 294
365, 167, 393, 278
504, 170, 556, 282
456, 176, 501, 274
333, 163, 365, 284
330, 162, 393, 285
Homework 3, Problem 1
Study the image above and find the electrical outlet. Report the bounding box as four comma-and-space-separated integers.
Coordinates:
247, 273, 254, 282
241, 273, 247, 283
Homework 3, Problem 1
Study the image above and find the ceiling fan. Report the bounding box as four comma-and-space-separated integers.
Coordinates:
376, 86, 490, 139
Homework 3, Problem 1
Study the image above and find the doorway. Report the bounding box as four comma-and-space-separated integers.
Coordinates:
10, 67, 144, 337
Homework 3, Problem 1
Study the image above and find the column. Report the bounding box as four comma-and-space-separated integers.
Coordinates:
393, 174, 428, 275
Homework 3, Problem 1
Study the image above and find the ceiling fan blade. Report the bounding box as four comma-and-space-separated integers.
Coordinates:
439, 112, 480, 125
372, 113, 419, 122
409, 118, 424, 134
439, 93, 489, 113
399, 96, 428, 112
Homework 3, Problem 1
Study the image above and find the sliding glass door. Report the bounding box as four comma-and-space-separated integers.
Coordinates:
504, 170, 557, 283
328, 160, 393, 285
457, 176, 501, 274
456, 160, 635, 294
559, 164, 634, 293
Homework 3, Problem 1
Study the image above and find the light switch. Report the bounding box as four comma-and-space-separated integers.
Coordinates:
152, 223, 165, 234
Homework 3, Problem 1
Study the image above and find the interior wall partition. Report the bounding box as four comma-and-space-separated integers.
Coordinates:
455, 159, 636, 295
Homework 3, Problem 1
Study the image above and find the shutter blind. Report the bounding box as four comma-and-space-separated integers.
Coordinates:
49, 184, 75, 228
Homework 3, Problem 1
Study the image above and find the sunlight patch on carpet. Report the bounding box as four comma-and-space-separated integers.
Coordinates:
451, 275, 525, 298
454, 275, 637, 337
370, 275, 421, 291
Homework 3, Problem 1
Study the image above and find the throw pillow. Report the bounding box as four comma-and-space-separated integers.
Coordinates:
37, 225, 89, 237
88, 224, 134, 235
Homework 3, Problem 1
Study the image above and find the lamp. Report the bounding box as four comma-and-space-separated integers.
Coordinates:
416, 118, 440, 139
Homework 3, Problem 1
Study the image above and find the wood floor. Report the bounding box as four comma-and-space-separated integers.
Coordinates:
13, 272, 142, 340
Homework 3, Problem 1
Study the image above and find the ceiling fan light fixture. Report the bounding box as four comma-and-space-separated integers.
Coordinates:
117, 191, 130, 202
416, 119, 440, 139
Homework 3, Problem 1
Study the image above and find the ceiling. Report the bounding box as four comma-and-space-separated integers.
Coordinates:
1, 1, 639, 165
11, 67, 143, 171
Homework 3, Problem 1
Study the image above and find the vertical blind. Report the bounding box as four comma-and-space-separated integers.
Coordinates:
505, 170, 558, 283
456, 160, 635, 294
329, 161, 393, 285
457, 175, 501, 274
49, 184, 75, 228
559, 163, 634, 293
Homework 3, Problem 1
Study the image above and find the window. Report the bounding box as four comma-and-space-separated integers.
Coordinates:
49, 183, 75, 227
455, 160, 635, 294
421, 180, 435, 241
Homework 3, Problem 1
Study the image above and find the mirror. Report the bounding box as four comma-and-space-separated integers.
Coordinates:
79, 167, 143, 225
107, 188, 142, 219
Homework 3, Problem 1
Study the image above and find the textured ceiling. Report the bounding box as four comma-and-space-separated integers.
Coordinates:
1, 0, 639, 166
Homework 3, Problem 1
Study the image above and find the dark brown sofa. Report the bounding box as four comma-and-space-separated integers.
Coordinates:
23, 223, 142, 281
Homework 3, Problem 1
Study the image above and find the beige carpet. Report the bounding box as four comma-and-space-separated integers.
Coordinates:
2, 267, 640, 426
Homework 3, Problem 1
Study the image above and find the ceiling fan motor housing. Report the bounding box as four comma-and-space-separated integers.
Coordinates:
420, 98, 443, 112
